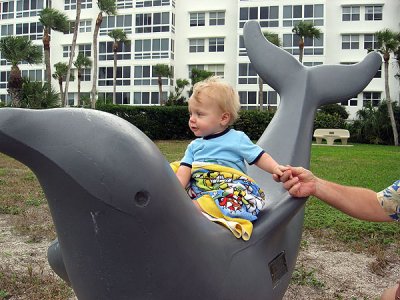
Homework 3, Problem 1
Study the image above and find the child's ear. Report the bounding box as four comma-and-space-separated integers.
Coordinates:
221, 112, 231, 126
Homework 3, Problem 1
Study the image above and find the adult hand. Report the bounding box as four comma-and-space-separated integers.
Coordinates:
278, 166, 317, 198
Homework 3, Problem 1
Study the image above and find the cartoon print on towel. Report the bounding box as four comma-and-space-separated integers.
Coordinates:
187, 165, 266, 222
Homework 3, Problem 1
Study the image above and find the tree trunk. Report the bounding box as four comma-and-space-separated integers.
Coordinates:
383, 55, 399, 146
299, 38, 304, 63
113, 43, 118, 105
58, 78, 65, 107
258, 76, 264, 111
158, 76, 163, 105
77, 70, 81, 107
7, 65, 23, 107
91, 12, 103, 108
43, 28, 52, 85
64, 0, 81, 107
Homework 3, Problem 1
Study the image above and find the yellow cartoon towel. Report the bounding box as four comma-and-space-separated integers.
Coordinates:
171, 162, 267, 241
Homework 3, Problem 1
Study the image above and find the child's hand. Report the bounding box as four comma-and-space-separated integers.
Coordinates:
272, 164, 288, 177
273, 167, 292, 182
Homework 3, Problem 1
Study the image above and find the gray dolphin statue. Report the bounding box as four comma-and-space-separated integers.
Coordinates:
0, 21, 381, 300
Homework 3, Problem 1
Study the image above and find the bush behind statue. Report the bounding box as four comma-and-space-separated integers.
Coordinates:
97, 104, 352, 141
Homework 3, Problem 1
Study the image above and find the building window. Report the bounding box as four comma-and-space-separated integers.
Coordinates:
1, 24, 13, 38
238, 63, 258, 84
374, 66, 382, 78
65, 0, 92, 10
134, 66, 150, 85
134, 92, 165, 105
259, 6, 279, 28
16, 22, 43, 40
188, 65, 224, 78
209, 11, 225, 26
99, 41, 131, 61
1, 1, 15, 19
21, 69, 43, 82
342, 34, 359, 50
63, 46, 72, 58
79, 20, 92, 33
100, 92, 130, 104
364, 34, 378, 50
136, 0, 172, 8
261, 91, 278, 107
365, 5, 382, 21
342, 6, 360, 21
340, 95, 358, 106
239, 6, 279, 28
0, 71, 10, 89
240, 7, 258, 26
79, 44, 92, 57
303, 61, 323, 67
190, 12, 205, 27
189, 39, 205, 53
0, 94, 11, 105
239, 91, 257, 106
135, 38, 170, 59
206, 65, 224, 77
80, 69, 91, 81
16, 0, 44, 18
283, 4, 324, 27
98, 66, 131, 86
209, 38, 224, 52
363, 92, 381, 107
101, 15, 132, 35
135, 12, 171, 33
283, 34, 324, 55
117, 0, 133, 9
64, 45, 91, 58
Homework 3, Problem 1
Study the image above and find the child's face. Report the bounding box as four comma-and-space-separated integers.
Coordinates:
188, 94, 230, 137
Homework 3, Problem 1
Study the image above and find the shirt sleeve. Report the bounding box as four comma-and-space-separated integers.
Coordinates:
238, 132, 264, 165
180, 141, 194, 167
376, 180, 400, 221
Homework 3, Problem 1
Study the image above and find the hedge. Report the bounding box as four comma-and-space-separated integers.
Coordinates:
97, 104, 349, 141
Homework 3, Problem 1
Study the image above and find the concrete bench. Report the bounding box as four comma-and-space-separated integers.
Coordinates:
313, 129, 350, 145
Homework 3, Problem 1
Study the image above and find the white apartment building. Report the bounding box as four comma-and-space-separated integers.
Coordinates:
0, 0, 399, 119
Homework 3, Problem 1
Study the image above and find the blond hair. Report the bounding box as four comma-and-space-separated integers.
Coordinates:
189, 76, 241, 125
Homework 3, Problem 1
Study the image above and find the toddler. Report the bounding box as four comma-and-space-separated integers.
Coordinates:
176, 76, 285, 221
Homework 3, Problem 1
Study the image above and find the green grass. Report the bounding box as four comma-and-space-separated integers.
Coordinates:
305, 144, 399, 250
154, 141, 400, 250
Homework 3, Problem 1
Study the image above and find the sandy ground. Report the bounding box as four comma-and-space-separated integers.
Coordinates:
1, 216, 398, 300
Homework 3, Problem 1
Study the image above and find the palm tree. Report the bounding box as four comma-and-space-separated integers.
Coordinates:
167, 78, 190, 105
38, 8, 69, 86
53, 62, 73, 107
20, 78, 59, 109
108, 29, 129, 104
0, 36, 42, 107
91, 0, 117, 108
376, 28, 400, 146
153, 64, 172, 105
64, 0, 81, 106
74, 53, 92, 107
292, 21, 321, 63
259, 32, 281, 111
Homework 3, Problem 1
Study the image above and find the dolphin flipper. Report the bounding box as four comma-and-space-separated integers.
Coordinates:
243, 20, 304, 93
310, 55, 382, 105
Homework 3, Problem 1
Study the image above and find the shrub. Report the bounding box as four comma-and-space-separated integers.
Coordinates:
349, 101, 400, 145
318, 103, 349, 120
96, 104, 274, 140
313, 112, 347, 132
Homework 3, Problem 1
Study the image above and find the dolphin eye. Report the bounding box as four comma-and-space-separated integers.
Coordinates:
134, 190, 151, 207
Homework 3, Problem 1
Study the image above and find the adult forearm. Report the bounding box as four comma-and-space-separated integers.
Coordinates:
314, 178, 392, 222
